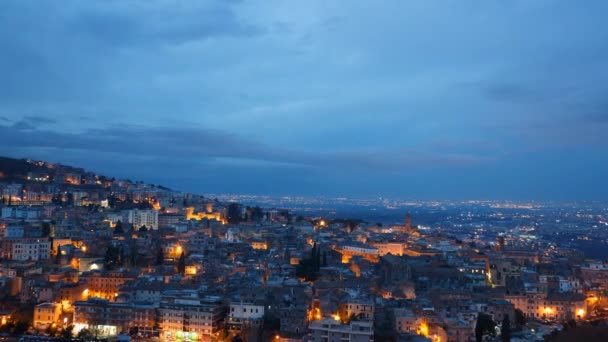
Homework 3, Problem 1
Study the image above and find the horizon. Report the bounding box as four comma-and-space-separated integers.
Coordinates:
1, 1, 607, 200
4, 152, 607, 205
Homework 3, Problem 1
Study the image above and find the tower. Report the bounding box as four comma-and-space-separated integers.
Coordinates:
404, 213, 412, 231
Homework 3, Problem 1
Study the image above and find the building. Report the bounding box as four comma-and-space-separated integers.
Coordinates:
130, 302, 158, 337
73, 298, 132, 337
505, 292, 586, 320
309, 318, 374, 342
394, 308, 422, 334
371, 242, 407, 256
82, 271, 136, 302
127, 209, 159, 230
338, 299, 374, 321
226, 302, 265, 332
337, 242, 379, 263
0, 237, 51, 261
159, 294, 226, 340
5, 226, 24, 238
33, 302, 62, 329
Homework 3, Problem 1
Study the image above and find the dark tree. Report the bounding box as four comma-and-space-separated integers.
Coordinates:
227, 203, 242, 224
156, 247, 164, 266
104, 245, 120, 270
77, 329, 94, 340
55, 246, 62, 264
501, 315, 511, 342
139, 225, 148, 232
514, 309, 526, 327
113, 220, 124, 234
13, 321, 29, 335
296, 244, 321, 281
41, 222, 51, 237
315, 245, 321, 269
475, 313, 496, 342
250, 206, 264, 222
177, 252, 186, 275
65, 192, 74, 206
119, 246, 126, 266
61, 325, 74, 339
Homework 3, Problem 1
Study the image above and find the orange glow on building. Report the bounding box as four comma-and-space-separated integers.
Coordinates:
251, 241, 268, 250
419, 322, 429, 337
577, 308, 585, 317
185, 207, 223, 222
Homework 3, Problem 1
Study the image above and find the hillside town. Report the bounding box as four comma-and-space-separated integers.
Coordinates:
0, 157, 607, 342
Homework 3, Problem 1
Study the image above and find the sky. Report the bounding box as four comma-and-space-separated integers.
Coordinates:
0, 0, 607, 200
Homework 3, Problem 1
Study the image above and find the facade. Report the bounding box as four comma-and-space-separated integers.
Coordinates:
226, 302, 265, 332
394, 308, 421, 333
127, 209, 159, 230
159, 295, 226, 340
83, 271, 136, 302
505, 293, 586, 320
73, 298, 132, 337
338, 300, 374, 321
0, 238, 51, 261
370, 242, 406, 256
309, 318, 374, 342
33, 302, 62, 329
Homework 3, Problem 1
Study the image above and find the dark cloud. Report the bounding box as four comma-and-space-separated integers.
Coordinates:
8, 116, 57, 131
0, 123, 484, 172
480, 82, 577, 104
70, 4, 263, 47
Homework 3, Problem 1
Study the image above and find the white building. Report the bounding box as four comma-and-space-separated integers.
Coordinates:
309, 318, 374, 342
227, 302, 265, 331
1, 238, 51, 261
127, 209, 159, 230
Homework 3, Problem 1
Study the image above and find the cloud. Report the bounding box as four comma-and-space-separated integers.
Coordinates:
0, 122, 485, 172
8, 116, 57, 131
70, 2, 263, 47
0, 0, 607, 199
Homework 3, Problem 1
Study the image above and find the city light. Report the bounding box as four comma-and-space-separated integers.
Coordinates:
419, 322, 429, 337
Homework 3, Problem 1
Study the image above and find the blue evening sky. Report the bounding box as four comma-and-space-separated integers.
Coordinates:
0, 0, 607, 200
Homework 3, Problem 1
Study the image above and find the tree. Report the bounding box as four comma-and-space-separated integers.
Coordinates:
156, 247, 164, 266
250, 206, 264, 222
322, 251, 328, 267
227, 203, 241, 224
501, 315, 511, 342
139, 225, 148, 232
475, 313, 496, 342
13, 321, 29, 335
41, 222, 51, 237
315, 245, 322, 269
55, 246, 62, 264
514, 309, 526, 327
104, 245, 120, 270
114, 220, 124, 234
65, 192, 74, 206
77, 328, 94, 340
177, 252, 186, 275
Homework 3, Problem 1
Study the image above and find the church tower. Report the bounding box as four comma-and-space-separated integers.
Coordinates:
404, 212, 412, 231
